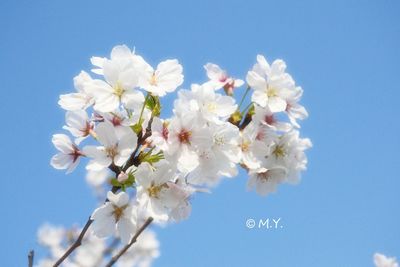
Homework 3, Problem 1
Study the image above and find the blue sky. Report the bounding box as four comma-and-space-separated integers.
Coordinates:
1, 0, 399, 266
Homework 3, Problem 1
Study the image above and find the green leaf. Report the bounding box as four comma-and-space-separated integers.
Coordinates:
110, 178, 121, 187
131, 119, 144, 134
145, 95, 162, 116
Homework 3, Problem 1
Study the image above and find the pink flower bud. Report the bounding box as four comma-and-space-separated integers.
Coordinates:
117, 172, 129, 183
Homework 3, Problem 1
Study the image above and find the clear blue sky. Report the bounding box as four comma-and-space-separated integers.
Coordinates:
1, 0, 399, 266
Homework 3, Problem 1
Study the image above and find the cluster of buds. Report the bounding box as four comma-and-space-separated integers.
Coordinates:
44, 45, 311, 266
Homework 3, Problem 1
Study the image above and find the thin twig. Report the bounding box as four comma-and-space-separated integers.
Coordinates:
28, 250, 34, 267
53, 217, 93, 267
52, 185, 120, 267
105, 217, 154, 267
123, 116, 154, 171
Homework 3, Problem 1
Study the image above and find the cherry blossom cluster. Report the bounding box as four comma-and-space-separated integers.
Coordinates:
46, 45, 311, 265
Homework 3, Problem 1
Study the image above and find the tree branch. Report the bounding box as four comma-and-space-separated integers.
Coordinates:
28, 250, 34, 267
52, 113, 154, 266
53, 184, 120, 267
105, 217, 154, 267
52, 217, 93, 267
123, 116, 154, 171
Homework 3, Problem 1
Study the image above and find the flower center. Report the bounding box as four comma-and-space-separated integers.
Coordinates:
150, 73, 157, 86
214, 135, 225, 146
241, 141, 250, 152
114, 83, 125, 98
266, 86, 278, 97
264, 115, 275, 125
258, 171, 271, 182
206, 102, 217, 112
272, 145, 286, 158
178, 129, 191, 144
147, 183, 167, 198
105, 145, 118, 159
162, 122, 169, 140
112, 204, 127, 222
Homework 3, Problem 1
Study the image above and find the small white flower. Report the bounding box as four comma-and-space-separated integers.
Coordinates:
246, 55, 294, 112
188, 122, 241, 186
204, 63, 244, 94
37, 223, 65, 248
63, 110, 93, 144
247, 167, 287, 196
51, 134, 84, 173
174, 83, 237, 123
167, 113, 212, 172
239, 122, 271, 170
140, 59, 184, 96
374, 253, 399, 267
91, 191, 136, 244
253, 105, 292, 132
86, 45, 144, 112
285, 86, 308, 128
263, 130, 312, 183
150, 117, 169, 151
58, 71, 95, 111
83, 122, 137, 171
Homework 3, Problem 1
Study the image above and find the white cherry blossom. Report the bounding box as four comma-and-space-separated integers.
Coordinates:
63, 110, 93, 144
86, 45, 144, 112
374, 253, 399, 267
204, 63, 244, 94
50, 134, 84, 173
91, 191, 136, 244
83, 122, 137, 171
140, 59, 183, 96
246, 55, 294, 112
58, 71, 95, 111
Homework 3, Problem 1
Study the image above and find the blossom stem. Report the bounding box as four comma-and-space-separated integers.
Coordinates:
138, 93, 150, 126
240, 102, 253, 117
104, 217, 154, 267
52, 216, 93, 267
238, 85, 251, 109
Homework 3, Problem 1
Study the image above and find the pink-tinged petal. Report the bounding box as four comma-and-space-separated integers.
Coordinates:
204, 63, 224, 81
52, 134, 73, 154
50, 153, 72, 170
66, 157, 80, 174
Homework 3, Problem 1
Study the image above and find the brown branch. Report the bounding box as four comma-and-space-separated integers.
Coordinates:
52, 217, 93, 267
105, 217, 154, 267
52, 185, 120, 267
28, 250, 34, 267
52, 115, 154, 266
123, 116, 154, 172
